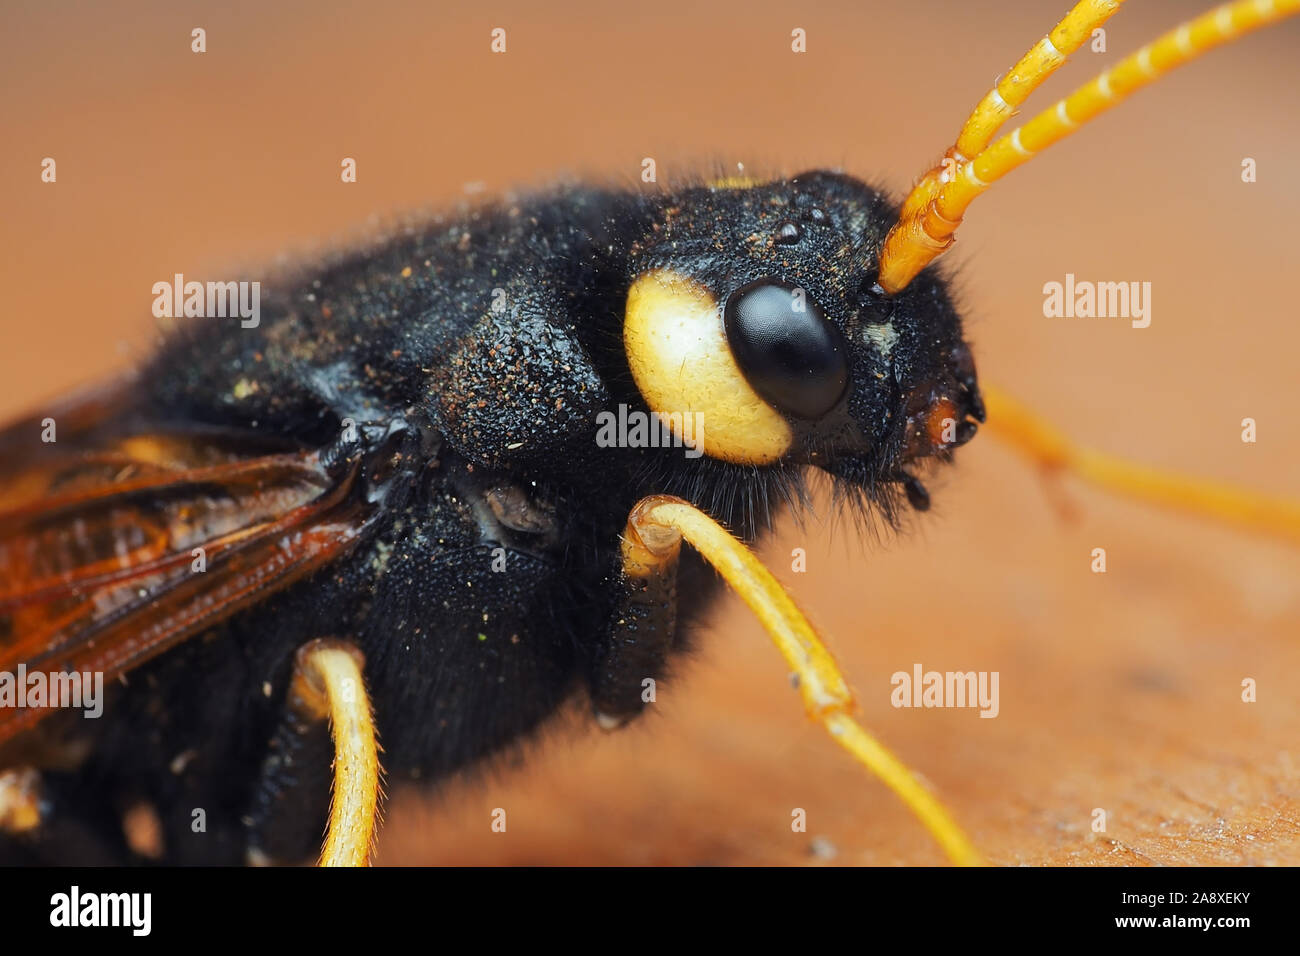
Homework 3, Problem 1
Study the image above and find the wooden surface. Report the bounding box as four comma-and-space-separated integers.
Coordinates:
1, 0, 1297, 865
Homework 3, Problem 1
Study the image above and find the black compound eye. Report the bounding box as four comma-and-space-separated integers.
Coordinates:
723, 278, 849, 420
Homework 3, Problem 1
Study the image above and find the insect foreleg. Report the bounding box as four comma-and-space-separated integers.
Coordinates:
588, 516, 681, 730
618, 495, 983, 865
982, 385, 1300, 545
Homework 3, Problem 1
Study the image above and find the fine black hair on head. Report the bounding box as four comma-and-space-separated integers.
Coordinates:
628, 442, 914, 548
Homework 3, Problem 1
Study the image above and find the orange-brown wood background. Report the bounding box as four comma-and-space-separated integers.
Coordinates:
1, 0, 1297, 865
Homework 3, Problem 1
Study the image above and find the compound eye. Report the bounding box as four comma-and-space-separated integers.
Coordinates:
723, 279, 849, 420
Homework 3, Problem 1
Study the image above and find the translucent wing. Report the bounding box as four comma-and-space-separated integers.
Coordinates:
0, 383, 369, 744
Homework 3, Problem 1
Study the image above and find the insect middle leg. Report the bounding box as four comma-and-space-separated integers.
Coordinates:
248, 639, 382, 866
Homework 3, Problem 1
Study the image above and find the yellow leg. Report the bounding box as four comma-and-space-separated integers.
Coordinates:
624, 496, 983, 866
290, 639, 383, 867
982, 385, 1300, 546
0, 767, 42, 833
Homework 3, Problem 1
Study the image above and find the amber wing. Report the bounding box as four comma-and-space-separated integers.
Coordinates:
0, 382, 369, 745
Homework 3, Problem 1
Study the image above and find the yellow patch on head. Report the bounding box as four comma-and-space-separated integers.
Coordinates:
624, 269, 792, 465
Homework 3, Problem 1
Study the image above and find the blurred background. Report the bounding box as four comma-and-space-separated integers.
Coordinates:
1, 0, 1298, 864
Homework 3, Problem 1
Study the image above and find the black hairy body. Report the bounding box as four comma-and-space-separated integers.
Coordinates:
0, 172, 973, 864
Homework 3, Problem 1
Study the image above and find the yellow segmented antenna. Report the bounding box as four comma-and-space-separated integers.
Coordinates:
878, 0, 1300, 295
952, 0, 1126, 164
899, 0, 1127, 225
